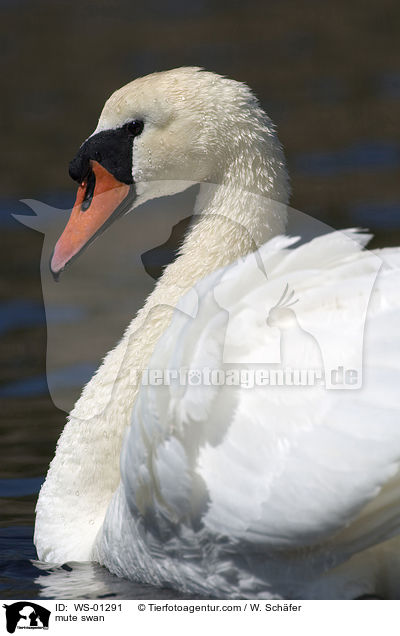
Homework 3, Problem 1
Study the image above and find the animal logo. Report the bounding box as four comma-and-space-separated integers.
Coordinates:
3, 602, 50, 633
266, 283, 323, 369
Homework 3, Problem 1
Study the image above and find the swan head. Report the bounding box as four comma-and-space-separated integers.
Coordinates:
50, 66, 289, 279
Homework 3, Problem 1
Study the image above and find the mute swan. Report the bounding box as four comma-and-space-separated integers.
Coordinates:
35, 67, 400, 599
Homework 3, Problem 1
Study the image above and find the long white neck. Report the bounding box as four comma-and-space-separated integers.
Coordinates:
35, 127, 289, 562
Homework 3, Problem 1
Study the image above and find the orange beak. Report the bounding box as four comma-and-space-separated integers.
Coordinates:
50, 160, 132, 280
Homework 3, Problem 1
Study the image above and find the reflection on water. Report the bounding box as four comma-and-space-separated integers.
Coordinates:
0, 528, 203, 600
34, 560, 203, 601
0, 528, 40, 600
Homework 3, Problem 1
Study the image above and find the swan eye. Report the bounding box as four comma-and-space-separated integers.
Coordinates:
126, 120, 144, 136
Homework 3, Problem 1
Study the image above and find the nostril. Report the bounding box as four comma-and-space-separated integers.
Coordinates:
81, 169, 96, 211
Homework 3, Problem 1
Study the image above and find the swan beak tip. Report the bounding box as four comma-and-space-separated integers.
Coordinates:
49, 251, 62, 282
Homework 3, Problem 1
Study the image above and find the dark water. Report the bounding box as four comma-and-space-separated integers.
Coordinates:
0, 527, 198, 600
2, 0, 400, 600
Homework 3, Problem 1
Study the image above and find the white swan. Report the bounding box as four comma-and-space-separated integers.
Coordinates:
35, 67, 400, 599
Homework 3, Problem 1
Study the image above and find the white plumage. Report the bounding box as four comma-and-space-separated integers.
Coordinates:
35, 67, 400, 599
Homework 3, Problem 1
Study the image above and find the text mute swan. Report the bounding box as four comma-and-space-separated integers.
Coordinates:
35, 67, 400, 599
